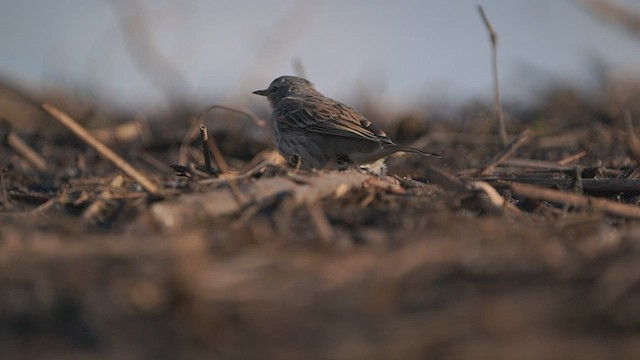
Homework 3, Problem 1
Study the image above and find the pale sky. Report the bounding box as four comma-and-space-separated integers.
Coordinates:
1, 0, 640, 111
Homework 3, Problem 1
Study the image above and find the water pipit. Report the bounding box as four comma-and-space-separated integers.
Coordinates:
254, 76, 440, 170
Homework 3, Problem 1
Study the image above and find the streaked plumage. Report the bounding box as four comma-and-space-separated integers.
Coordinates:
253, 76, 440, 170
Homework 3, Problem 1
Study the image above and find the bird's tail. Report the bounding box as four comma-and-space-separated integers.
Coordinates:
349, 144, 441, 165
389, 145, 442, 158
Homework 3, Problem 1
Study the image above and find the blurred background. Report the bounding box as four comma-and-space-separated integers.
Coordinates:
1, 0, 640, 114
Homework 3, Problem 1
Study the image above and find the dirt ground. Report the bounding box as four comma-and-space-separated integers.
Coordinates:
2, 79, 640, 360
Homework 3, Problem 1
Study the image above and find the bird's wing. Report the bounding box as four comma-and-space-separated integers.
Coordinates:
275, 96, 394, 145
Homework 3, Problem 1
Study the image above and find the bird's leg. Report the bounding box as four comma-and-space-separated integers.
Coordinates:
358, 158, 388, 176
335, 155, 355, 172
287, 154, 302, 172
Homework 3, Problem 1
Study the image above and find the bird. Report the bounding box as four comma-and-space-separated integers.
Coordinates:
253, 75, 440, 171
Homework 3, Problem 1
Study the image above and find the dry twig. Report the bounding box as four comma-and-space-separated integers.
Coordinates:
136, 151, 174, 175
205, 133, 245, 205
479, 176, 640, 194
424, 165, 509, 214
199, 124, 213, 174
478, 5, 507, 145
624, 112, 640, 163
501, 158, 577, 171
476, 129, 534, 175
510, 182, 640, 219
6, 131, 49, 172
181, 105, 266, 155
179, 105, 267, 205
557, 151, 587, 165
306, 202, 333, 243
81, 175, 124, 225
0, 166, 9, 208
42, 102, 164, 199
178, 105, 265, 165
424, 165, 468, 192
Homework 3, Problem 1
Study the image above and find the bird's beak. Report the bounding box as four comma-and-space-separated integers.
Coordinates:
252, 89, 269, 96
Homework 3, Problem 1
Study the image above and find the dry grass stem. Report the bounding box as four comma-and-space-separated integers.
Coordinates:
624, 112, 640, 163
81, 175, 124, 225
558, 151, 587, 165
0, 166, 9, 208
476, 129, 534, 175
478, 5, 507, 145
510, 182, 640, 219
136, 151, 174, 175
42, 102, 164, 198
199, 124, 213, 174
306, 201, 333, 243
424, 165, 467, 192
6, 131, 49, 172
181, 105, 266, 152
205, 133, 246, 205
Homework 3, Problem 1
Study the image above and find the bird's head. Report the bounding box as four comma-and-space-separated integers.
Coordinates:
253, 76, 315, 107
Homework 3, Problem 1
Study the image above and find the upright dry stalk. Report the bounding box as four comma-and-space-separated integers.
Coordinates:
199, 124, 213, 174
478, 5, 507, 146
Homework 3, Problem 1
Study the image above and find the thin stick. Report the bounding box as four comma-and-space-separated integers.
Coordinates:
0, 166, 10, 207
42, 102, 164, 199
478, 5, 507, 145
306, 202, 333, 243
204, 104, 266, 127
6, 132, 49, 172
476, 129, 534, 175
424, 165, 468, 192
136, 151, 174, 175
81, 175, 124, 225
179, 105, 266, 164
206, 135, 245, 204
477, 177, 640, 194
572, 165, 584, 194
185, 105, 266, 146
557, 150, 587, 165
624, 111, 640, 163
30, 196, 58, 216
193, 105, 263, 205
510, 182, 640, 220
501, 158, 576, 171
199, 124, 213, 174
